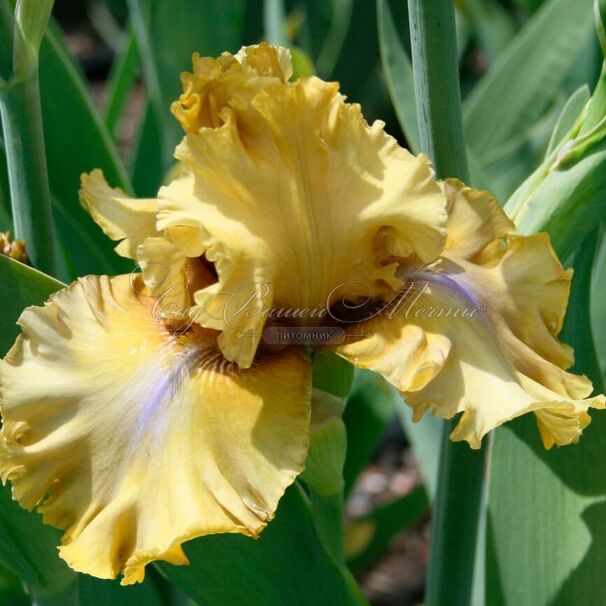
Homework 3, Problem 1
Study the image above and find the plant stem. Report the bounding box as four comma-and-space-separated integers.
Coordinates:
426, 434, 486, 606
0, 74, 59, 275
264, 0, 287, 46
304, 354, 353, 565
408, 0, 469, 181
301, 396, 348, 565
407, 2, 485, 606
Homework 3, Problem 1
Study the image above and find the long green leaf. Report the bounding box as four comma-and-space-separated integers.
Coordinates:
315, 0, 354, 77
507, 137, 606, 260
78, 573, 173, 606
0, 205, 9, 231
397, 398, 442, 499
39, 25, 133, 278
0, 136, 11, 230
592, 234, 606, 381
461, 0, 517, 64
479, 99, 562, 201
487, 229, 605, 605
0, 255, 63, 350
0, 0, 12, 83
104, 28, 140, 138
377, 0, 420, 153
559, 230, 604, 388
546, 85, 591, 155
295, 0, 335, 67
0, 564, 29, 605
329, 0, 383, 114
487, 417, 606, 606
464, 0, 594, 157
130, 102, 165, 197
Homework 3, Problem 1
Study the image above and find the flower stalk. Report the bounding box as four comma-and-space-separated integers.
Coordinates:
408, 0, 469, 182
301, 389, 348, 564
407, 2, 484, 605
302, 353, 354, 565
0, 0, 58, 276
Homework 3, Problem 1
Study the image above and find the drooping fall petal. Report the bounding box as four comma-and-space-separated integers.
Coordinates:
0, 275, 311, 583
333, 180, 604, 448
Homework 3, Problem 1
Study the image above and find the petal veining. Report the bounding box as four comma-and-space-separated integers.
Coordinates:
160, 73, 446, 366
0, 275, 311, 583
333, 180, 604, 448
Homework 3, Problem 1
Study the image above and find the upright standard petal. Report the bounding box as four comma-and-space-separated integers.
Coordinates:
161, 69, 446, 367
0, 275, 311, 583
333, 180, 604, 448
171, 43, 292, 134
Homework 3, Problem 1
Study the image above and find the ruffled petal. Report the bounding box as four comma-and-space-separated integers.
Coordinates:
331, 307, 451, 396
235, 43, 292, 80
401, 273, 603, 448
333, 181, 604, 448
160, 72, 446, 367
442, 179, 514, 258
170, 43, 291, 134
0, 275, 311, 583
79, 170, 159, 259
79, 170, 214, 315
442, 180, 575, 373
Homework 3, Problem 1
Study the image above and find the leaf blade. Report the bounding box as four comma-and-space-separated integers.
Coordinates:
463, 0, 594, 156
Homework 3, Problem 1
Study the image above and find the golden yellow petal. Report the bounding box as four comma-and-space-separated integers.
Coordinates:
335, 275, 603, 448
335, 182, 604, 448
471, 234, 573, 369
79, 170, 212, 318
333, 306, 451, 395
160, 75, 446, 367
443, 180, 575, 375
234, 43, 292, 81
79, 170, 159, 258
442, 178, 514, 259
0, 275, 311, 583
170, 43, 291, 134
402, 285, 603, 449
521, 376, 604, 448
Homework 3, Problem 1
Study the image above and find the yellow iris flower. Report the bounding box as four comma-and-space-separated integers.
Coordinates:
0, 43, 603, 584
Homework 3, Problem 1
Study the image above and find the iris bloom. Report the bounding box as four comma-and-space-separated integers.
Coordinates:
0, 44, 603, 583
